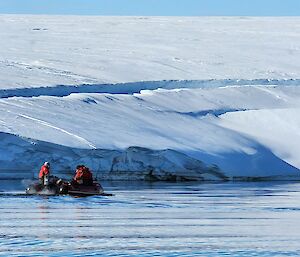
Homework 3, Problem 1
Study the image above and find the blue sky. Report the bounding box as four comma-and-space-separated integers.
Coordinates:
0, 0, 299, 16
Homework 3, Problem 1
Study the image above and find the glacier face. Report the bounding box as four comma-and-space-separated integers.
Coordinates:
0, 132, 297, 181
0, 132, 230, 181
0, 16, 300, 180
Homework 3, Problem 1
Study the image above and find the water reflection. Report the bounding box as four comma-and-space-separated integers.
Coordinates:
1, 181, 300, 256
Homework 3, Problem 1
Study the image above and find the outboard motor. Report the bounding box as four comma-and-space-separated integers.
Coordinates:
43, 174, 49, 186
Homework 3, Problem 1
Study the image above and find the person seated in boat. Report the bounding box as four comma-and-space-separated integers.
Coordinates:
39, 161, 50, 185
73, 165, 93, 186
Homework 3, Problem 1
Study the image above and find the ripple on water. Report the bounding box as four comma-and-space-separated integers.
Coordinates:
1, 181, 300, 256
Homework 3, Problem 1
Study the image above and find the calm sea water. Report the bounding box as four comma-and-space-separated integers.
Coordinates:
1, 180, 300, 257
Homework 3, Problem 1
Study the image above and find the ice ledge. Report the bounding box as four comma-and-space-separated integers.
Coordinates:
1, 79, 300, 99
0, 132, 299, 182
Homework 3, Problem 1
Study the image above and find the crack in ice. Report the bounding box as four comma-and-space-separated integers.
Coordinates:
18, 114, 97, 149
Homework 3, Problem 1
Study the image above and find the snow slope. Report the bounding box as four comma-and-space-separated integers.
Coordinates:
0, 85, 299, 180
0, 16, 300, 180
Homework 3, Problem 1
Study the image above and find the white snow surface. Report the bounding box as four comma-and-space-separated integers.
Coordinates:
0, 16, 300, 180
0, 16, 300, 88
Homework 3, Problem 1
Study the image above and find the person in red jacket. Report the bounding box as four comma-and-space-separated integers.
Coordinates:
39, 162, 50, 185
74, 165, 93, 185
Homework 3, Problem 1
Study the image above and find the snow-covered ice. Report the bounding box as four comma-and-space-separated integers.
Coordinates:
0, 16, 300, 88
0, 16, 300, 180
1, 85, 299, 180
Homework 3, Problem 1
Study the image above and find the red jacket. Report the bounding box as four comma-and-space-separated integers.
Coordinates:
39, 165, 49, 179
74, 167, 93, 181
